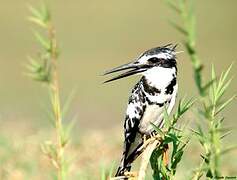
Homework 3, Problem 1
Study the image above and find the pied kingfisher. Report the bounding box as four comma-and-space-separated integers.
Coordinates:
104, 44, 178, 177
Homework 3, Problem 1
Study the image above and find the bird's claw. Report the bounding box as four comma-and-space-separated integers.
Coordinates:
140, 133, 162, 151
124, 171, 138, 178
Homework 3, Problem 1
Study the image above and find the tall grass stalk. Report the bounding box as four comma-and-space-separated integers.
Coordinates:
26, 4, 70, 180
163, 0, 236, 179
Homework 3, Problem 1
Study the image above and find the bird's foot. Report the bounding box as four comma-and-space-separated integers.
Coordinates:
110, 172, 138, 180
140, 134, 162, 151
149, 131, 162, 141
124, 171, 137, 179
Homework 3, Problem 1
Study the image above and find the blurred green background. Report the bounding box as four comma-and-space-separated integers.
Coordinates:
0, 0, 236, 179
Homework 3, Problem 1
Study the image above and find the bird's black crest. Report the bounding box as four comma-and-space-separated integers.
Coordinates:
142, 43, 177, 56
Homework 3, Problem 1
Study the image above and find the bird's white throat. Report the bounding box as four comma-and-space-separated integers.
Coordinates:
142, 66, 176, 89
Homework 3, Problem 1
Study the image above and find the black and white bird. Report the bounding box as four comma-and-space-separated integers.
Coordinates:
103, 44, 178, 177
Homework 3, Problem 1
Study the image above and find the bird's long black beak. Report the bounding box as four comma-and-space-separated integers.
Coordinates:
103, 61, 148, 83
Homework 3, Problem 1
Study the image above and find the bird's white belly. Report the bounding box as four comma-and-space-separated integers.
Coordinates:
139, 105, 163, 134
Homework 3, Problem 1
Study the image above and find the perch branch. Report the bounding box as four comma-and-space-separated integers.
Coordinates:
138, 135, 161, 180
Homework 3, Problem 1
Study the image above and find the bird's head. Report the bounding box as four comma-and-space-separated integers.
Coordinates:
103, 44, 179, 83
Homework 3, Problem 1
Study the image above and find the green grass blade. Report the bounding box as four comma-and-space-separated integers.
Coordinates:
215, 95, 236, 115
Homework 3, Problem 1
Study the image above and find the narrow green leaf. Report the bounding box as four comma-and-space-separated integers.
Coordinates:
33, 74, 50, 82
220, 130, 232, 140
216, 78, 233, 101
41, 103, 55, 127
164, 0, 181, 13
211, 64, 217, 90
214, 127, 231, 133
27, 56, 41, 69
217, 117, 225, 125
163, 136, 175, 144
28, 5, 43, 20
25, 63, 39, 73
100, 167, 106, 180
28, 17, 47, 28
160, 161, 169, 179
215, 95, 236, 115
166, 133, 180, 143
202, 78, 215, 93
151, 122, 165, 137
220, 145, 237, 156
164, 107, 171, 128
191, 128, 201, 136
64, 115, 78, 140
168, 20, 188, 35
41, 3, 51, 22
194, 125, 207, 146
220, 63, 233, 86
188, 8, 196, 42
217, 71, 224, 91
62, 88, 77, 118
178, 140, 189, 152
150, 148, 162, 180
171, 150, 184, 170
34, 31, 50, 50
178, 98, 195, 117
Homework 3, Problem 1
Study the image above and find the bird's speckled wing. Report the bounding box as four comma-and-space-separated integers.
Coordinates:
115, 81, 146, 176
123, 82, 146, 159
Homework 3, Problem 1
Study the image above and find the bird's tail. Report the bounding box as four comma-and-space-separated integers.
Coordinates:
115, 143, 143, 178
115, 154, 131, 178
115, 162, 131, 177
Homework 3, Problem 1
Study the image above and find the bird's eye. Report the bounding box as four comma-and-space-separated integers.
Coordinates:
148, 57, 159, 63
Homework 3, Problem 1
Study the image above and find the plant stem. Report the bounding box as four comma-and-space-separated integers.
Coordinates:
27, 5, 71, 179
48, 23, 65, 180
